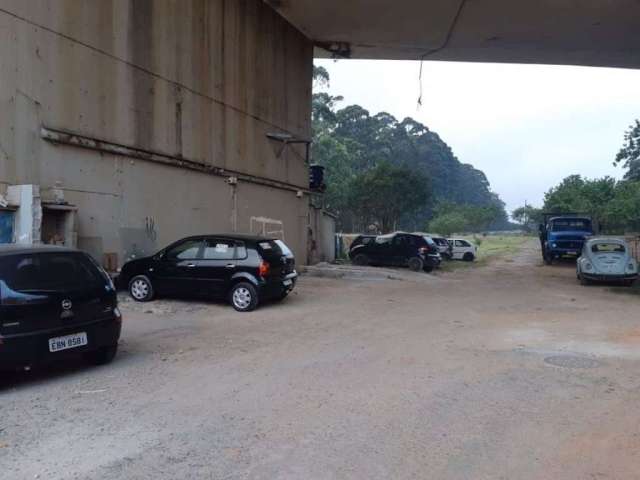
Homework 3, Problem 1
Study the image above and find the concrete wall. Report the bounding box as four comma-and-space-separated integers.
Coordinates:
0, 0, 314, 264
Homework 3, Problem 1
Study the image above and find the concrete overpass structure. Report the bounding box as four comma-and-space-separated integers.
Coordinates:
0, 0, 637, 267
273, 0, 640, 68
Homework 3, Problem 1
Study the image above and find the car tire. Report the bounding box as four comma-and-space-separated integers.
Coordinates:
463, 252, 475, 262
229, 282, 259, 312
543, 252, 553, 265
129, 275, 154, 302
423, 265, 434, 273
580, 273, 591, 286
408, 257, 424, 271
84, 344, 118, 366
353, 253, 369, 266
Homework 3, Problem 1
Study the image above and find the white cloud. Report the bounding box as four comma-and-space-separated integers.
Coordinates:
315, 59, 640, 213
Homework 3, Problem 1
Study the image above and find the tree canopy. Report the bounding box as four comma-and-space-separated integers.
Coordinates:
537, 174, 640, 233
615, 119, 640, 181
312, 66, 509, 233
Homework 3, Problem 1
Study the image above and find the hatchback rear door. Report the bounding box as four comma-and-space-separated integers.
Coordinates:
257, 240, 295, 279
0, 252, 112, 336
189, 238, 241, 296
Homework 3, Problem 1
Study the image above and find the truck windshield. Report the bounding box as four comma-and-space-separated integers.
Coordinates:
551, 219, 591, 232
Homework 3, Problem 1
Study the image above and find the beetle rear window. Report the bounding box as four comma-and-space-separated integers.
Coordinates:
592, 243, 625, 253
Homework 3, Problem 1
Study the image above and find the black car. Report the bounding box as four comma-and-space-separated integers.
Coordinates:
349, 232, 441, 272
0, 245, 122, 370
116, 234, 297, 312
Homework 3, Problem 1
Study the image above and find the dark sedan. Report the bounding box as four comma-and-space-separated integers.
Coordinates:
116, 234, 298, 312
0, 245, 122, 370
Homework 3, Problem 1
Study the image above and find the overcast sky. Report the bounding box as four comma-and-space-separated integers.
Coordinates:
314, 59, 640, 214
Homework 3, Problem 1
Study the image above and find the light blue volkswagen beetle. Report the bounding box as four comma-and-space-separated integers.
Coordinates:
577, 237, 638, 286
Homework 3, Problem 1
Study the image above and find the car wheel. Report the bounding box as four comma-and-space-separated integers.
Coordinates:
229, 282, 259, 312
463, 252, 475, 262
543, 252, 553, 265
129, 275, 154, 302
408, 257, 424, 271
423, 265, 434, 273
84, 344, 118, 365
580, 273, 590, 286
353, 253, 369, 266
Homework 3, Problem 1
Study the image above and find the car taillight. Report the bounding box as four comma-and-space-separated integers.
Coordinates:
259, 261, 270, 277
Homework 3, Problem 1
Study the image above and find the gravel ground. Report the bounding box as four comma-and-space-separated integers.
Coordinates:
2, 239, 640, 479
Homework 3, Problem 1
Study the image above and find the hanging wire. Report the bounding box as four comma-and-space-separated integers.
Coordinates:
417, 0, 468, 108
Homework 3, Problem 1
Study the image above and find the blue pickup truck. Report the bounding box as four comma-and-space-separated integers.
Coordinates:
539, 214, 594, 264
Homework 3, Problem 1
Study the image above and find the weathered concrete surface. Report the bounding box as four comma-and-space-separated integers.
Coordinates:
270, 0, 640, 68
3, 240, 640, 479
0, 0, 313, 263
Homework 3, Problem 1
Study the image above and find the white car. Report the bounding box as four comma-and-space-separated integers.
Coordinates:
447, 238, 477, 261
577, 237, 638, 286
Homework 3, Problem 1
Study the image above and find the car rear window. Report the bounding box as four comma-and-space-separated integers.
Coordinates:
423, 237, 436, 247
0, 252, 104, 292
592, 243, 625, 253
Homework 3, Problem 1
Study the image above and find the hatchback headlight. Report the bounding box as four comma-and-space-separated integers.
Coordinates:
584, 262, 593, 271
552, 242, 557, 248
627, 263, 637, 273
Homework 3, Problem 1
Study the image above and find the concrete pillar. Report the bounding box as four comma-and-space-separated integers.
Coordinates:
6, 184, 42, 244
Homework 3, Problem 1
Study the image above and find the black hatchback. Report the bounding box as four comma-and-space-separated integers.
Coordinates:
116, 234, 298, 312
349, 232, 441, 272
0, 245, 122, 370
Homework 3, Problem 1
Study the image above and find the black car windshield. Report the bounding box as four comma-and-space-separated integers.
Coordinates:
0, 252, 103, 292
551, 219, 591, 231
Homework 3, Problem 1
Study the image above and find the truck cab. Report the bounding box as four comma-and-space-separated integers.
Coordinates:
539, 214, 594, 264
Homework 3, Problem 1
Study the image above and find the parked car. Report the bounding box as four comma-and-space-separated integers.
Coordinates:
430, 236, 453, 260
349, 232, 441, 272
448, 238, 477, 261
0, 245, 122, 370
116, 234, 297, 312
576, 237, 638, 286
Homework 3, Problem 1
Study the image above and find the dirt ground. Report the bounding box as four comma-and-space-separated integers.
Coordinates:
2, 239, 640, 479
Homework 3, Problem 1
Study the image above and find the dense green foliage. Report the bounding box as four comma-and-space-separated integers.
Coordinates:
312, 66, 508, 233
615, 120, 640, 181
428, 203, 507, 236
511, 205, 543, 228
522, 174, 640, 233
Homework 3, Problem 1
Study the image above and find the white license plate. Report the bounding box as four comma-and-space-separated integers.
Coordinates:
283, 279, 293, 286
49, 332, 88, 353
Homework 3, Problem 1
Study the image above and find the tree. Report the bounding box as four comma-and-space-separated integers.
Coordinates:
349, 162, 432, 233
428, 203, 506, 234
512, 205, 542, 227
543, 175, 617, 221
428, 212, 468, 236
614, 119, 640, 181
311, 64, 509, 232
541, 174, 640, 234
